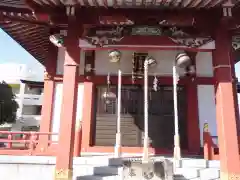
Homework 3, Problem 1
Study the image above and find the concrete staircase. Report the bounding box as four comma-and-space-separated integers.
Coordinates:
174, 158, 220, 180
74, 156, 220, 180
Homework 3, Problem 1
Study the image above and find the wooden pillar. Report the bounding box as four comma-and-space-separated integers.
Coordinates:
55, 21, 81, 180
38, 44, 57, 150
230, 54, 240, 135
187, 79, 200, 154
73, 100, 82, 157
213, 22, 240, 179
81, 82, 94, 153
185, 53, 200, 154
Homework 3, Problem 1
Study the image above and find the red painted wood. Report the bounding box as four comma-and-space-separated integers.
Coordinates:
187, 77, 201, 154
213, 22, 240, 177
81, 82, 94, 153
79, 74, 212, 154
81, 36, 213, 52
55, 24, 80, 172
52, 74, 215, 155
54, 75, 214, 85
0, 131, 58, 156
38, 44, 57, 150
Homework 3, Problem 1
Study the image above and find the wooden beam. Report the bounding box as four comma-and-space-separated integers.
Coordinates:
77, 8, 221, 28
20, 7, 220, 28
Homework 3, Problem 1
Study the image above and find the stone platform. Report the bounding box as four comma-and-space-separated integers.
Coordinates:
0, 155, 220, 180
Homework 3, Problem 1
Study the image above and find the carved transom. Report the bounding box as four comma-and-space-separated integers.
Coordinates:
82, 25, 213, 48
170, 37, 213, 48
232, 35, 240, 50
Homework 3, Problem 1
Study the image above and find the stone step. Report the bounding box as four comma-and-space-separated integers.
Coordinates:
76, 175, 120, 180
175, 168, 220, 180
0, 155, 123, 166
174, 176, 220, 180
74, 157, 122, 166
94, 166, 123, 176
90, 167, 220, 180
84, 159, 220, 180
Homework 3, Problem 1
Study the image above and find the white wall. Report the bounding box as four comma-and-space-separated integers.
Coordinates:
197, 85, 217, 146
196, 52, 213, 77
56, 49, 214, 77
56, 48, 85, 75
51, 83, 84, 141
56, 48, 64, 75
94, 50, 185, 76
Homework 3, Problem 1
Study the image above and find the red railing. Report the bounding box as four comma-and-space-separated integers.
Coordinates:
203, 123, 240, 160
0, 131, 58, 156
203, 131, 219, 160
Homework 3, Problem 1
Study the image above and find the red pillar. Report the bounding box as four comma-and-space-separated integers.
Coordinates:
187, 55, 200, 154
73, 110, 82, 156
55, 23, 81, 180
81, 82, 94, 153
187, 78, 200, 154
213, 22, 240, 179
38, 44, 57, 151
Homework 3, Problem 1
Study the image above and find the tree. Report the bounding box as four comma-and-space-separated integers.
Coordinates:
0, 81, 18, 125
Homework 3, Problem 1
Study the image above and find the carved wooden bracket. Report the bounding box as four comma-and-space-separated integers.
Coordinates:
232, 35, 240, 50
170, 37, 213, 48
44, 71, 53, 80
83, 25, 213, 48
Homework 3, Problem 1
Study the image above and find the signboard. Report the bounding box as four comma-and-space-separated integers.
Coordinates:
86, 26, 164, 38
131, 26, 163, 36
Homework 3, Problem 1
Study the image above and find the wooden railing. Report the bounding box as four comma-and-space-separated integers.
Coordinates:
203, 131, 219, 160
203, 122, 240, 160
0, 131, 58, 156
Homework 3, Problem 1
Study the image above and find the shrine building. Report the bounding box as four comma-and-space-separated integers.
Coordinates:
1, 0, 240, 179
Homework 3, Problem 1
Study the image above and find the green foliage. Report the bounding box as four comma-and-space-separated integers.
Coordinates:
0, 81, 18, 125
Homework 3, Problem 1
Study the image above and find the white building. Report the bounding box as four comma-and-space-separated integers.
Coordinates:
0, 63, 44, 131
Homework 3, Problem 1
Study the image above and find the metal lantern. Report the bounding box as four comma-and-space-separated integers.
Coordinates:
188, 65, 196, 74
102, 73, 117, 104
109, 50, 121, 63
102, 91, 117, 104
49, 34, 64, 47
175, 52, 191, 68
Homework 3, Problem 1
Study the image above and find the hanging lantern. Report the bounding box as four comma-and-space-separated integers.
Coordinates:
102, 73, 117, 104
175, 52, 191, 68
188, 65, 195, 74
102, 91, 117, 104
109, 49, 121, 63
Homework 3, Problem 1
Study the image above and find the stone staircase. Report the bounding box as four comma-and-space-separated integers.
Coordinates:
73, 156, 220, 180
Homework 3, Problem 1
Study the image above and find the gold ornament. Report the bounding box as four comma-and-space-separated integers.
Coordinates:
54, 168, 73, 180
44, 71, 52, 80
